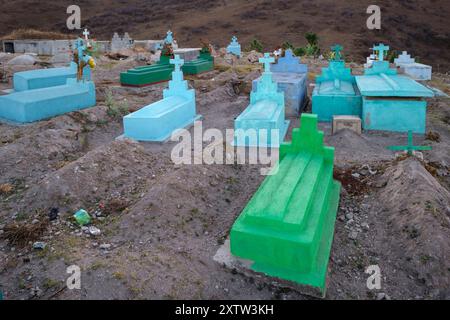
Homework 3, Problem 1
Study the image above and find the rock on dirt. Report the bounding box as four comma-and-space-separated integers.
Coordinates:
7, 54, 36, 66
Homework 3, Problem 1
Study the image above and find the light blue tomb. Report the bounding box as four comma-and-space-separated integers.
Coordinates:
355, 44, 434, 134
13, 62, 78, 92
252, 49, 308, 116
226, 36, 241, 58
312, 45, 362, 122
234, 53, 289, 148
0, 38, 96, 124
123, 55, 201, 142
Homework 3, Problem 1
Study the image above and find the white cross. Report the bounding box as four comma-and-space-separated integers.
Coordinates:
83, 28, 90, 41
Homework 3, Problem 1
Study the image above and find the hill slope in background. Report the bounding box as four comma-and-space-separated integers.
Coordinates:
0, 0, 449, 71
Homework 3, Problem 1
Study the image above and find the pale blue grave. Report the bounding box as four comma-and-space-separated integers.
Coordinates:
252, 49, 308, 116
0, 37, 96, 123
355, 44, 434, 134
13, 62, 78, 92
122, 55, 201, 142
226, 36, 241, 58
234, 53, 289, 148
312, 45, 362, 122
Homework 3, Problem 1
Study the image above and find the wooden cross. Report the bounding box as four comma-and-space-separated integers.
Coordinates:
170, 54, 184, 72
259, 53, 275, 73
387, 131, 432, 156
373, 43, 389, 61
331, 44, 343, 61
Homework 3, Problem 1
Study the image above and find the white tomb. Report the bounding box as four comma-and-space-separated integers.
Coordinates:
394, 51, 432, 81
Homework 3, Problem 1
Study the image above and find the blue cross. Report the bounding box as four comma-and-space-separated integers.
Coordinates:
166, 30, 174, 43
231, 36, 238, 43
259, 53, 275, 72
170, 54, 184, 72
331, 44, 343, 61
373, 43, 389, 61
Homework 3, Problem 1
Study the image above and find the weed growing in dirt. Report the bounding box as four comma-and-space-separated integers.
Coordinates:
248, 38, 263, 52
105, 89, 130, 119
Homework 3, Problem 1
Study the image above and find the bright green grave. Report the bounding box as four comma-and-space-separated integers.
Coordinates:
230, 114, 341, 296
182, 46, 214, 75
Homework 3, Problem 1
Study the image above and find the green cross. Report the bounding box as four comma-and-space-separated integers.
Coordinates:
373, 43, 389, 61
331, 44, 343, 61
387, 131, 432, 156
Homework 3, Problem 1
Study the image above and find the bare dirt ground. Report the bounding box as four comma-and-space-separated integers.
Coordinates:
0, 50, 449, 300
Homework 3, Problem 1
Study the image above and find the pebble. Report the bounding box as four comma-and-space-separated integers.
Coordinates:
345, 213, 354, 220
32, 242, 47, 250
349, 231, 358, 240
99, 244, 111, 250
361, 222, 370, 230
377, 292, 391, 300
89, 226, 101, 236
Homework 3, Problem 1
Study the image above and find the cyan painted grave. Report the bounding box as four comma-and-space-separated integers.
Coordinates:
226, 36, 241, 58
231, 114, 341, 296
0, 38, 96, 123
252, 49, 308, 116
122, 55, 201, 142
234, 53, 289, 148
312, 45, 362, 122
355, 44, 434, 134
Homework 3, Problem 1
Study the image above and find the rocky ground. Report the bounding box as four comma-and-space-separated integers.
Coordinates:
0, 49, 449, 300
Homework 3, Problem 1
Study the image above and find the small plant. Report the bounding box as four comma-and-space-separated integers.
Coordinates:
248, 38, 263, 52
281, 41, 294, 50
105, 89, 129, 119
293, 47, 306, 57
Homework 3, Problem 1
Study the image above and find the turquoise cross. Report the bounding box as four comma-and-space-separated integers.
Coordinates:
373, 43, 389, 61
170, 54, 184, 72
259, 53, 275, 73
387, 131, 432, 156
231, 36, 238, 43
166, 30, 173, 43
331, 44, 343, 61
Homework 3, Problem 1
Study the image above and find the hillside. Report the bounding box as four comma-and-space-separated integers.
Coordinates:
0, 0, 449, 70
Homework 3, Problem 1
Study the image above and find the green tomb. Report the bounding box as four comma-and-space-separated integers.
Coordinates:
230, 114, 341, 296
387, 130, 432, 156
120, 33, 214, 87
182, 45, 214, 75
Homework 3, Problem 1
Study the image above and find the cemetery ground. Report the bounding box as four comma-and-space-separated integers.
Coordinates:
0, 52, 449, 300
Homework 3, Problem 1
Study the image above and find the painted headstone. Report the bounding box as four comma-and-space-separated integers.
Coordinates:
226, 36, 241, 58
394, 51, 432, 81
312, 45, 362, 122
182, 40, 214, 75
387, 131, 432, 156
0, 37, 96, 123
253, 49, 308, 116
230, 113, 341, 296
234, 53, 289, 147
355, 44, 434, 134
122, 55, 201, 142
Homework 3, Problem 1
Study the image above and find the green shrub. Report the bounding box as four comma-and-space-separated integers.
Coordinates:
248, 38, 263, 52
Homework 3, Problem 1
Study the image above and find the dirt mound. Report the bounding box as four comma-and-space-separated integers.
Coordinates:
1, 29, 74, 40
376, 158, 450, 298
326, 129, 392, 166
17, 139, 167, 214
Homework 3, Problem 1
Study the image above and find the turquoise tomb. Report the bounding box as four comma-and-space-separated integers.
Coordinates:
253, 49, 308, 116
0, 37, 96, 123
122, 55, 201, 142
226, 36, 241, 58
234, 53, 289, 148
312, 45, 362, 122
355, 44, 434, 134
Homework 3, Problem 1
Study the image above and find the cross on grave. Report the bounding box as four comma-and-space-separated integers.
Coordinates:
231, 36, 238, 43
166, 30, 174, 43
373, 43, 389, 62
170, 54, 184, 72
387, 131, 432, 156
83, 28, 90, 41
259, 53, 275, 73
331, 44, 343, 61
